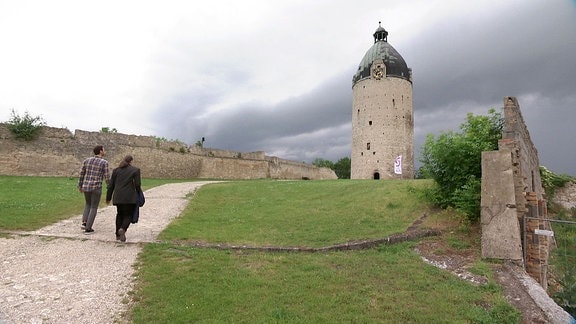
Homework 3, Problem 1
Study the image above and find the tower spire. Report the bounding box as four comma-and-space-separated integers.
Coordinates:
373, 21, 388, 43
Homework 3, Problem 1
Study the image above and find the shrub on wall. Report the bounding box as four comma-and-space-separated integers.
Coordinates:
6, 109, 46, 141
100, 127, 118, 133
541, 166, 574, 204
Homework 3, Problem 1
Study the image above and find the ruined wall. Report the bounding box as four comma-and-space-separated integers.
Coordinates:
480, 150, 523, 260
0, 124, 337, 180
552, 181, 576, 210
481, 96, 550, 287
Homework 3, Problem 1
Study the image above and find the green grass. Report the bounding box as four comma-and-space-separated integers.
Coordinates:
0, 175, 190, 230
160, 180, 429, 247
548, 210, 576, 316
0, 176, 520, 322
132, 243, 517, 323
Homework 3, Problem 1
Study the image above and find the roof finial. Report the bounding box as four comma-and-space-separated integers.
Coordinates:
373, 21, 388, 43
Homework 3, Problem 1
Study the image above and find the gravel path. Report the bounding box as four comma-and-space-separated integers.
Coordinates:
0, 181, 218, 324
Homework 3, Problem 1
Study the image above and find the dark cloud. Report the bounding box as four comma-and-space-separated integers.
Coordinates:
407, 1, 576, 174
520, 94, 576, 175
154, 1, 576, 175
159, 71, 353, 162
408, 1, 576, 112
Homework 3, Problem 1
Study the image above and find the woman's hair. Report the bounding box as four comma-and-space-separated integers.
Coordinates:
118, 155, 133, 168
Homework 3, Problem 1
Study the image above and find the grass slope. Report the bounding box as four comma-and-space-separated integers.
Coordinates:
0, 177, 520, 322
133, 179, 519, 323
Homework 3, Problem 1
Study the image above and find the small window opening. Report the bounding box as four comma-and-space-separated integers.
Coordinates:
368, 121, 372, 125
366, 142, 370, 150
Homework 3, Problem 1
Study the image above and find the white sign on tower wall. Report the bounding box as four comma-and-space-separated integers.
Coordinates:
394, 155, 402, 175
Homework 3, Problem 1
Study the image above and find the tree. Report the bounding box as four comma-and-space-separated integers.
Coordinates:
6, 109, 46, 141
334, 157, 351, 179
100, 127, 117, 133
419, 108, 503, 220
312, 157, 350, 179
312, 158, 334, 169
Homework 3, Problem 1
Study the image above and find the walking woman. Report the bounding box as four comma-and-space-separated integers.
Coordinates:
106, 155, 141, 242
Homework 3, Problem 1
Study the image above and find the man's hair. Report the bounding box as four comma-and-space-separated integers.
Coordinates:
93, 145, 104, 155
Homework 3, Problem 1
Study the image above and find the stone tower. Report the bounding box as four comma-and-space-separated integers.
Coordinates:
351, 22, 414, 180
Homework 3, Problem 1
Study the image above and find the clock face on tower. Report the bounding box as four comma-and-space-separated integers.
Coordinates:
372, 66, 384, 80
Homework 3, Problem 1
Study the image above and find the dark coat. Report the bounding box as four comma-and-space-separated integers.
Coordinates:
106, 165, 141, 205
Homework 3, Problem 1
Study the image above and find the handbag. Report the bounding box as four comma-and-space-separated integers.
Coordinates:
132, 189, 145, 224
137, 189, 145, 207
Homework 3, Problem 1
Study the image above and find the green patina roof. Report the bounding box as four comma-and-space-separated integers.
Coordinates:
352, 23, 411, 85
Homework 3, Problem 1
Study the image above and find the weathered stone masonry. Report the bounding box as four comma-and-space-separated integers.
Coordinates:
0, 124, 337, 180
351, 24, 414, 180
481, 96, 551, 288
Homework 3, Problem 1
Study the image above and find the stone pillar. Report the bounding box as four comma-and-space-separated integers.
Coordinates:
480, 150, 523, 260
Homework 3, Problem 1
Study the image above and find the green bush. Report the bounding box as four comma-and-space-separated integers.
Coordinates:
100, 127, 117, 133
553, 267, 576, 317
6, 109, 46, 140
419, 108, 503, 221
312, 157, 351, 179
334, 157, 351, 179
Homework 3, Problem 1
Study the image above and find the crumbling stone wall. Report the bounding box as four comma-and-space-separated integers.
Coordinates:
0, 124, 337, 180
481, 96, 550, 287
552, 181, 576, 210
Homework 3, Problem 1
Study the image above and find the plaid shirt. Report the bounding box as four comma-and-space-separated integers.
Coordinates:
78, 156, 110, 192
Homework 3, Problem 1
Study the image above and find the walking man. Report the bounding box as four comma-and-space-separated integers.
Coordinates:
78, 145, 110, 233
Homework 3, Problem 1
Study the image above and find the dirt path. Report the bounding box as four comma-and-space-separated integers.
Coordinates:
0, 181, 218, 324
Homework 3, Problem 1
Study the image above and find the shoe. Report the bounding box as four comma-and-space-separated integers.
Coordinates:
81, 223, 86, 230
118, 228, 126, 242
84, 229, 94, 234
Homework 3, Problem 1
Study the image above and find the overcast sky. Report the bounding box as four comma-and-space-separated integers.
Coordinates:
1, 0, 575, 175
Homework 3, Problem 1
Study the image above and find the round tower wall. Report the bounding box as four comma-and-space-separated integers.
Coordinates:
351, 76, 414, 179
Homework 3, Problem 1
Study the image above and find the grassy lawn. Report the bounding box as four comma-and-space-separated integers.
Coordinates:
160, 180, 429, 247
0, 175, 188, 230
0, 176, 520, 322
132, 242, 515, 323
138, 179, 518, 323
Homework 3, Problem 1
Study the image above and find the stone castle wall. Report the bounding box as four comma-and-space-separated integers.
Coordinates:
553, 181, 576, 210
481, 96, 550, 287
0, 124, 337, 180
